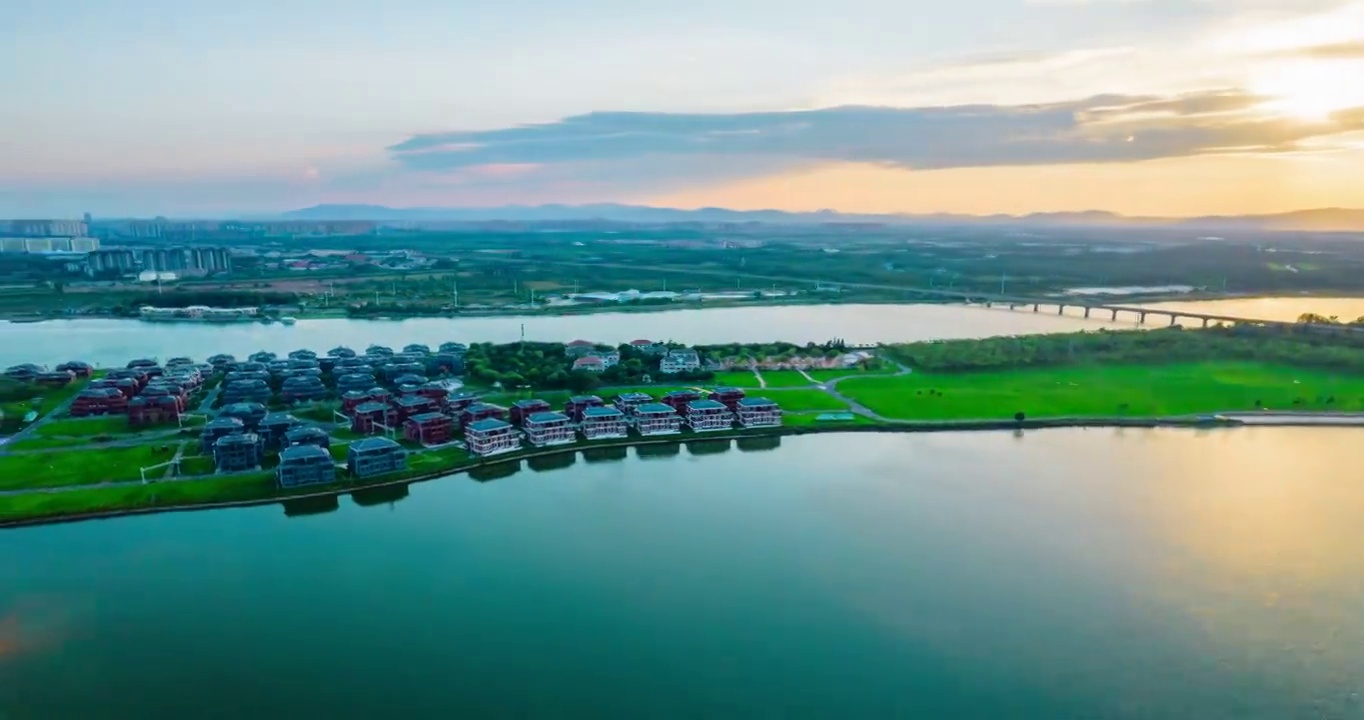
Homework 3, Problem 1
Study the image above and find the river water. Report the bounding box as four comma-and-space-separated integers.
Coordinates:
6, 297, 1361, 368
4, 430, 1364, 719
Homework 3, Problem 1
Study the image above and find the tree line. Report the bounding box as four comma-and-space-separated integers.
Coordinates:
883, 326, 1364, 374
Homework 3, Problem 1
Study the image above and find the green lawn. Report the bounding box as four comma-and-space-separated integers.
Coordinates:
806, 368, 896, 384
36, 416, 145, 437
760, 389, 853, 413
712, 370, 763, 388
782, 413, 876, 427
0, 472, 278, 522
756, 370, 814, 388
837, 362, 1364, 421
0, 377, 92, 433
0, 444, 183, 491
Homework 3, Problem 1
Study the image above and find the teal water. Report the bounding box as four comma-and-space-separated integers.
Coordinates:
4, 429, 1364, 718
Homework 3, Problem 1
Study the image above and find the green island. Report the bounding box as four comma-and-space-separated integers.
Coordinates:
3, 324, 1364, 526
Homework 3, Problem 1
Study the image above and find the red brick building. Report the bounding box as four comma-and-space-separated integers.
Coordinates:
128, 395, 181, 426
459, 403, 506, 428
351, 401, 396, 435
70, 388, 128, 416
564, 395, 604, 423
510, 399, 552, 426
709, 387, 747, 411
662, 390, 702, 412
404, 412, 454, 446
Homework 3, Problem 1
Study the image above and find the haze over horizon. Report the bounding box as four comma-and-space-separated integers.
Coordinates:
5, 0, 1364, 218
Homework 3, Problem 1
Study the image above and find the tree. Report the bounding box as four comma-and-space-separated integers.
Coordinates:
1014, 412, 1026, 423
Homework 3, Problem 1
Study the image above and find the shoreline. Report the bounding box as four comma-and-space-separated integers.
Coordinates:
7, 290, 1364, 325
6, 413, 1360, 530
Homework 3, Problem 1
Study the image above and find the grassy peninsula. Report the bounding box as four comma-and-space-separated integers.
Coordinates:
3, 325, 1364, 526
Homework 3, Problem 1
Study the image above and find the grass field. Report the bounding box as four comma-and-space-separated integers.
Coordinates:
760, 389, 853, 412
712, 370, 763, 387
756, 370, 814, 388
782, 413, 876, 427
0, 472, 278, 522
0, 443, 183, 491
0, 378, 91, 433
837, 362, 1364, 421
806, 368, 896, 384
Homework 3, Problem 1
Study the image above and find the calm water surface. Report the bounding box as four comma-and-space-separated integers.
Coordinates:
1, 303, 1136, 367
7, 297, 1360, 368
4, 429, 1364, 719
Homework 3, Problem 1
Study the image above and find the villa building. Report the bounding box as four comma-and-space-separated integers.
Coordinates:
276, 444, 336, 488
662, 390, 702, 412
213, 432, 263, 472
565, 340, 598, 358
70, 388, 128, 416
351, 401, 395, 435
347, 436, 407, 478
572, 356, 606, 373
259, 413, 301, 449
465, 418, 522, 456
510, 399, 553, 426
660, 348, 701, 374
55, 361, 94, 378
219, 402, 267, 431
633, 403, 682, 436
709, 387, 747, 411
200, 416, 245, 452
458, 403, 506, 428
285, 426, 330, 449
564, 395, 605, 422
685, 399, 734, 432
628, 339, 668, 355
614, 392, 652, 416
523, 411, 574, 447
447, 391, 480, 415
393, 395, 439, 423
404, 412, 454, 446
736, 397, 783, 428
127, 395, 180, 426
579, 406, 627, 440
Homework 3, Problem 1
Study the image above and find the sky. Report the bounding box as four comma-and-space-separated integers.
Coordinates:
3, 0, 1363, 217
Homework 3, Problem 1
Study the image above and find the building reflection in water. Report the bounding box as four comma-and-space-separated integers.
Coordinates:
351, 484, 411, 508
582, 445, 629, 464
736, 435, 782, 453
282, 495, 340, 518
468, 459, 523, 483
527, 452, 578, 473
635, 442, 683, 460
686, 438, 732, 456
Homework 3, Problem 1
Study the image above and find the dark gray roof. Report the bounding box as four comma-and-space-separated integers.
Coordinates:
350, 436, 401, 452
527, 411, 569, 424
738, 397, 777, 407
280, 444, 330, 461
467, 418, 512, 433
406, 412, 449, 424
635, 403, 677, 414
584, 406, 624, 418
688, 399, 727, 411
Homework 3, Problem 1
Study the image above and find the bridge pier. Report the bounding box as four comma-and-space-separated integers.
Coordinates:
1111, 309, 1118, 321
1033, 303, 1040, 313
1057, 304, 1065, 316
1202, 318, 1210, 328
1138, 312, 1147, 324
1084, 307, 1092, 319
1169, 315, 1177, 326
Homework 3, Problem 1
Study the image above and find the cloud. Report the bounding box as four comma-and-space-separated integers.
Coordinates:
388, 91, 1364, 178
1285, 40, 1364, 59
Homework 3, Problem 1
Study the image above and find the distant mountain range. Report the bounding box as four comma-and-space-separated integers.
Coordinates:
278, 203, 1364, 232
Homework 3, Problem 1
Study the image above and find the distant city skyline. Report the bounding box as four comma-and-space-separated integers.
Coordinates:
4, 0, 1363, 217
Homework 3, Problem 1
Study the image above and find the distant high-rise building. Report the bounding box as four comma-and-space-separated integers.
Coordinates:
6, 219, 89, 237
86, 249, 137, 275
139, 246, 232, 274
